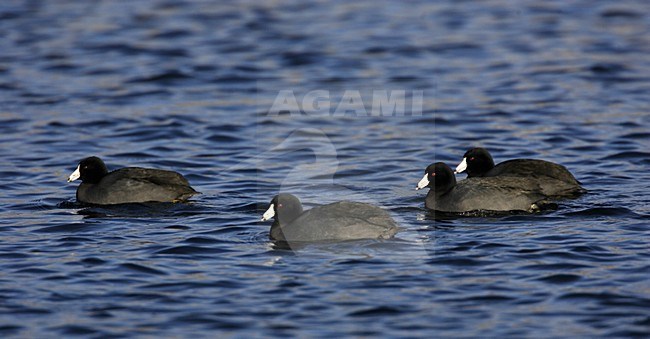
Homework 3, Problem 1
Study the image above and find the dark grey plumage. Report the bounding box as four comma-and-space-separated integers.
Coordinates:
262, 194, 398, 242
68, 156, 198, 205
456, 147, 584, 198
418, 162, 551, 213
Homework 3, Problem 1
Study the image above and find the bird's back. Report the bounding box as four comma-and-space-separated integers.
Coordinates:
279, 201, 398, 241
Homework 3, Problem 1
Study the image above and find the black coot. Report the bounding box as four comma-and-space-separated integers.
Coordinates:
67, 156, 199, 205
260, 193, 399, 242
416, 162, 551, 213
455, 147, 584, 197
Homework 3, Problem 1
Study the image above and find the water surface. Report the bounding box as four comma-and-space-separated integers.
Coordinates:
0, 0, 649, 337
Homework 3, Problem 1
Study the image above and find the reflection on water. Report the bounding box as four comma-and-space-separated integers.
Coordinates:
0, 0, 649, 337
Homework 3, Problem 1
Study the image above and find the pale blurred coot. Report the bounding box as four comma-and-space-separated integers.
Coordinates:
67, 156, 199, 205
260, 193, 399, 242
416, 162, 552, 213
455, 147, 585, 198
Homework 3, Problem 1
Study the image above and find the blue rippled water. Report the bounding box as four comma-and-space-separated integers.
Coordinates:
1, 0, 649, 337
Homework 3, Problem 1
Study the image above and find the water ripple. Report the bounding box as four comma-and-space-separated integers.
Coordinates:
0, 0, 648, 337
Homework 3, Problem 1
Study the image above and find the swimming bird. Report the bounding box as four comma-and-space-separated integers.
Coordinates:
454, 147, 584, 198
416, 162, 552, 213
67, 156, 199, 205
260, 193, 398, 242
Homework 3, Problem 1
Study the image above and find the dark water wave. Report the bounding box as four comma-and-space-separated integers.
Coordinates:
0, 0, 649, 337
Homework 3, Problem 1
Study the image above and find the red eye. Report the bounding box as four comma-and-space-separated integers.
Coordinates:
470, 157, 475, 161
277, 203, 283, 208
